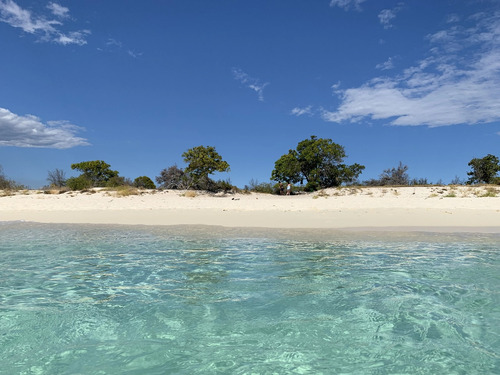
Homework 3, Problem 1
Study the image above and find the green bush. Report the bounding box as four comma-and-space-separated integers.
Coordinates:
134, 176, 156, 189
304, 181, 320, 192
246, 179, 279, 194
214, 179, 234, 193
105, 176, 128, 188
66, 176, 92, 191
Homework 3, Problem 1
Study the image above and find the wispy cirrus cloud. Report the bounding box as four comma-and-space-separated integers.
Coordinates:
378, 4, 403, 29
0, 0, 89, 45
321, 12, 500, 127
329, 0, 366, 11
378, 9, 396, 29
291, 106, 313, 117
98, 37, 142, 58
232, 68, 269, 102
47, 2, 69, 19
0, 107, 89, 148
376, 57, 395, 71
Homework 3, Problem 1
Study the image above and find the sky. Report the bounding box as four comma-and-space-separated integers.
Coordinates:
0, 0, 499, 188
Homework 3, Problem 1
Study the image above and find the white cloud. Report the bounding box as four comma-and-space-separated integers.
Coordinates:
378, 9, 396, 29
106, 38, 123, 48
0, 107, 89, 148
322, 12, 500, 127
0, 0, 89, 45
47, 2, 69, 18
232, 68, 269, 102
378, 4, 403, 29
291, 106, 313, 117
127, 50, 143, 59
329, 0, 366, 11
376, 57, 395, 70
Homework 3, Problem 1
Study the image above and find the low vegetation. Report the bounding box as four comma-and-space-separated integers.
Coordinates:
2, 141, 500, 195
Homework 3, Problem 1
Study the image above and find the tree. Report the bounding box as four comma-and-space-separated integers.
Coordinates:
70, 160, 118, 187
271, 136, 365, 191
182, 146, 230, 188
134, 176, 156, 189
156, 165, 190, 189
467, 154, 500, 184
271, 151, 302, 184
47, 168, 66, 187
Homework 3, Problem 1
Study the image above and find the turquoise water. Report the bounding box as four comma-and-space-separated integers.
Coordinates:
1, 223, 499, 375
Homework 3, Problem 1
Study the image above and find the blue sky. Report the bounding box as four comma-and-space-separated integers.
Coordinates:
1, 0, 499, 188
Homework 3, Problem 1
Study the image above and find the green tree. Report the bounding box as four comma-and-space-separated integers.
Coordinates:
467, 154, 500, 184
271, 151, 302, 184
271, 136, 365, 191
134, 176, 156, 189
182, 146, 230, 188
70, 160, 118, 187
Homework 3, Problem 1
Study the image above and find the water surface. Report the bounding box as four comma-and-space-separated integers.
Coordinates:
1, 223, 499, 374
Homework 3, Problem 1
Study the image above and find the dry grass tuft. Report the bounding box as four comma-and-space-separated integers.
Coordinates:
481, 187, 498, 197
184, 190, 197, 198
114, 186, 140, 197
313, 190, 329, 199
0, 190, 14, 197
44, 188, 69, 195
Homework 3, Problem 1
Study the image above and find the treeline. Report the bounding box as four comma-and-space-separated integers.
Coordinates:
47, 145, 234, 193
1, 136, 500, 193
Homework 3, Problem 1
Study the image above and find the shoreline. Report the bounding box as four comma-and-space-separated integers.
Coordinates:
1, 186, 500, 233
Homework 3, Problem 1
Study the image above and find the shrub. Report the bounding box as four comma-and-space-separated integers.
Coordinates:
66, 176, 92, 191
47, 168, 66, 187
410, 178, 429, 186
364, 162, 410, 186
213, 179, 234, 193
106, 176, 130, 188
156, 165, 190, 189
247, 179, 275, 194
134, 176, 156, 189
113, 186, 140, 197
0, 165, 23, 190
304, 181, 320, 192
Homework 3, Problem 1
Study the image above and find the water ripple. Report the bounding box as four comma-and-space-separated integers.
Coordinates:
0, 223, 499, 374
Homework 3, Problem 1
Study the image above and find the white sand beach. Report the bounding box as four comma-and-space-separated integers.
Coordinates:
1, 186, 499, 232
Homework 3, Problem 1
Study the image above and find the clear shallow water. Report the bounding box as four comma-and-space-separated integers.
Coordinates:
1, 223, 499, 375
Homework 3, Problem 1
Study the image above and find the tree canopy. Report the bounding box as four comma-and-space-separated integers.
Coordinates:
467, 154, 500, 184
182, 145, 230, 185
133, 176, 156, 189
70, 160, 118, 187
271, 136, 365, 191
